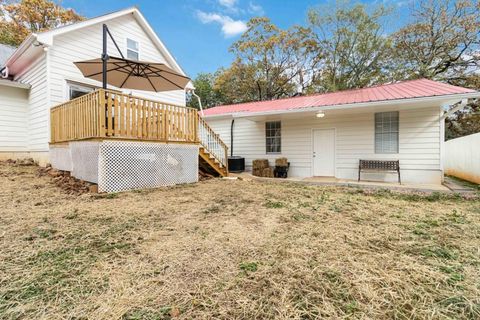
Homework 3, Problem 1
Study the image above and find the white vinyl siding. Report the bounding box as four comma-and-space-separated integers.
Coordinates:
3, 13, 186, 156
16, 55, 49, 151
206, 105, 442, 183
0, 86, 29, 151
375, 111, 399, 153
48, 14, 185, 107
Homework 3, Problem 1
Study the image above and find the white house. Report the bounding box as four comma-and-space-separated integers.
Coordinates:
1, 7, 478, 189
0, 7, 189, 166
0, 7, 230, 192
203, 79, 480, 184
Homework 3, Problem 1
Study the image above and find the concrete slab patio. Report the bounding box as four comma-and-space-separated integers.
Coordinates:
232, 172, 453, 193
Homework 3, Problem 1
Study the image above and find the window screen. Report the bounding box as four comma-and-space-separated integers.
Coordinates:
266, 121, 281, 153
375, 111, 399, 153
127, 38, 139, 60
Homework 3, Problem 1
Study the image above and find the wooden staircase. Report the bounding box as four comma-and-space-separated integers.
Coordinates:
198, 117, 229, 177
199, 147, 228, 177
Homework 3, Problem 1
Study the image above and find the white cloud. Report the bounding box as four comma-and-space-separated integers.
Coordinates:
197, 11, 247, 37
248, 2, 264, 15
218, 0, 238, 9
217, 0, 241, 14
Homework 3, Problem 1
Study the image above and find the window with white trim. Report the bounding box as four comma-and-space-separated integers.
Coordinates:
68, 83, 94, 100
127, 38, 139, 60
375, 111, 399, 153
266, 121, 281, 154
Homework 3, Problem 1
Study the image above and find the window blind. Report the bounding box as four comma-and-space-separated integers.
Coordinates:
266, 121, 281, 153
375, 111, 399, 153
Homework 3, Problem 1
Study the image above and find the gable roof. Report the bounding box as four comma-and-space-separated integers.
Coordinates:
0, 44, 16, 67
203, 79, 478, 118
5, 7, 186, 76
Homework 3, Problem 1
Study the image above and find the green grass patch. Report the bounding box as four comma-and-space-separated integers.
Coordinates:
368, 189, 467, 202
447, 209, 468, 224
421, 246, 458, 260
439, 295, 480, 318
264, 199, 284, 209
122, 306, 176, 320
239, 262, 258, 272
93, 192, 119, 199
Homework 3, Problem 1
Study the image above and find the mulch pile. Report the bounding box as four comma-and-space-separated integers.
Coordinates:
4, 158, 36, 166
37, 165, 98, 195
4, 158, 98, 194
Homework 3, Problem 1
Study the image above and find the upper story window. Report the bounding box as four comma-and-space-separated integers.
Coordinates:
69, 83, 94, 100
127, 38, 139, 60
266, 121, 281, 154
375, 111, 399, 154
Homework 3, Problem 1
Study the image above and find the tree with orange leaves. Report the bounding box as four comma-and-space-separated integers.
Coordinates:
0, 0, 84, 46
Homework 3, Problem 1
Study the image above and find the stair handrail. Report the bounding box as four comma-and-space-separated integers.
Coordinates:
198, 115, 228, 173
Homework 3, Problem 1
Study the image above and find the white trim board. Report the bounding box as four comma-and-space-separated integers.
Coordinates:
0, 78, 31, 89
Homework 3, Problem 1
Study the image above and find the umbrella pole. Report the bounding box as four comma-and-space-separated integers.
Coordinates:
100, 24, 123, 135
102, 24, 109, 134
102, 24, 108, 90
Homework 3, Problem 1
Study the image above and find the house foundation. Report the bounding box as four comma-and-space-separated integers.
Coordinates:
50, 141, 199, 192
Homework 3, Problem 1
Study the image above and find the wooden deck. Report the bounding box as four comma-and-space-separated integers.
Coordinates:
50, 89, 229, 176
50, 89, 199, 144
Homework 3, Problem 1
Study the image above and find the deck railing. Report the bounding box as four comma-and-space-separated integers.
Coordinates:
50, 89, 198, 144
50, 89, 229, 173
198, 116, 228, 169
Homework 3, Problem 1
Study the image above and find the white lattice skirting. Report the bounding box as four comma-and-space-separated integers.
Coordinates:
50, 141, 199, 192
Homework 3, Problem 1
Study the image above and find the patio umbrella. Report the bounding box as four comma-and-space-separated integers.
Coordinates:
74, 56, 191, 92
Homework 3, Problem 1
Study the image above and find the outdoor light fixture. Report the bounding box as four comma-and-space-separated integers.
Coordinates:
316, 111, 325, 118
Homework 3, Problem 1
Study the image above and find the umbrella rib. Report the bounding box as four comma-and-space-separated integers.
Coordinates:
84, 65, 131, 78
120, 62, 145, 91
140, 64, 159, 91
145, 67, 191, 79
120, 67, 136, 88
146, 75, 158, 92
144, 65, 184, 89
139, 63, 150, 75
112, 62, 134, 74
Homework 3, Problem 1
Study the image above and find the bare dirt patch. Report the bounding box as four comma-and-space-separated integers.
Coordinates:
1, 162, 479, 319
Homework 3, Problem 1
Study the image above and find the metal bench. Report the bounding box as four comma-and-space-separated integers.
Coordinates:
358, 160, 401, 184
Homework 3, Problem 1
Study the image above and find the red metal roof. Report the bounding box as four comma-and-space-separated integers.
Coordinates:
203, 79, 476, 117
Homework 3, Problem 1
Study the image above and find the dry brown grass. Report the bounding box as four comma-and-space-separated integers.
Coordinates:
1, 162, 480, 319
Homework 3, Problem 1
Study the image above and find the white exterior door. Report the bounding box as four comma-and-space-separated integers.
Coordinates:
313, 129, 335, 176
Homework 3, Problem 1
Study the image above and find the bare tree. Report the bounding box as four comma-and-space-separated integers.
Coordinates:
307, 1, 393, 92
391, 0, 480, 82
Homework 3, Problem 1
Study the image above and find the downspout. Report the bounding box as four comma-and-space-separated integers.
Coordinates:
230, 119, 234, 157
191, 90, 204, 117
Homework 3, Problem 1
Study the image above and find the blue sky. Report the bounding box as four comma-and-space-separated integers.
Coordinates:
63, 0, 410, 78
